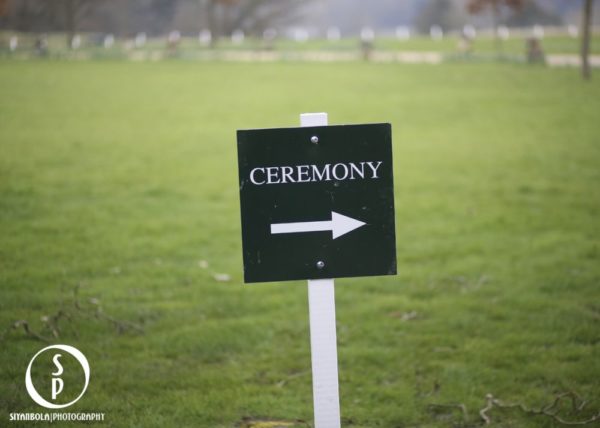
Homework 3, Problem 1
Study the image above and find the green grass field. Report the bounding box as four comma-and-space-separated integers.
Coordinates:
0, 60, 599, 427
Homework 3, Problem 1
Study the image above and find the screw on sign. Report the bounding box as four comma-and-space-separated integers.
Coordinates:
236, 113, 397, 428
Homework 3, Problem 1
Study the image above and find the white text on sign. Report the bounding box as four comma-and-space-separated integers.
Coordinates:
249, 161, 383, 185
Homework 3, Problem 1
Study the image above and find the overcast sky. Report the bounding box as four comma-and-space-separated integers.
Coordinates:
302, 0, 588, 32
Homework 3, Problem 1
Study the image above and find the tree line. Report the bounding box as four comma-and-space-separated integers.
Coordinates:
0, 0, 309, 44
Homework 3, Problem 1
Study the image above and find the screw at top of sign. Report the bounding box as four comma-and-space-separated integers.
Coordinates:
316, 261, 325, 269
311, 136, 319, 144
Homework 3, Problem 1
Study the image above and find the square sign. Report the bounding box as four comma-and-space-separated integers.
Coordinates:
237, 123, 396, 283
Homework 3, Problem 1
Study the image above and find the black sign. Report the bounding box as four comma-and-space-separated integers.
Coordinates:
237, 123, 396, 283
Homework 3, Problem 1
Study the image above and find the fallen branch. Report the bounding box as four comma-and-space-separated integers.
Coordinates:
480, 392, 600, 425
237, 416, 310, 428
93, 304, 144, 334
1, 284, 144, 344
41, 309, 71, 338
1, 320, 51, 343
275, 370, 309, 388
427, 402, 468, 421
73, 284, 144, 334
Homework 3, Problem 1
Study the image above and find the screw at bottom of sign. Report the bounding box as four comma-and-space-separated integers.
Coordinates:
311, 136, 319, 144
316, 261, 325, 269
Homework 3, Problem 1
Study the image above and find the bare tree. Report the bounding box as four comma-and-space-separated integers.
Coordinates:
4, 0, 307, 42
581, 0, 594, 80
231, 0, 308, 35
415, 0, 467, 34
467, 0, 523, 54
65, 0, 76, 47
0, 0, 8, 18
64, 0, 101, 48
204, 0, 227, 43
202, 0, 309, 43
0, 0, 8, 30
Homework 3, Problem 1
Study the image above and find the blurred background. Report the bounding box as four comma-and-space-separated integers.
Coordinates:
0, 0, 598, 70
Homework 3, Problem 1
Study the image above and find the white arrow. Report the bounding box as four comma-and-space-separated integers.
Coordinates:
270, 211, 366, 240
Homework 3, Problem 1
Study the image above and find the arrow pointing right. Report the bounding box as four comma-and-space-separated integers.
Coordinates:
270, 211, 366, 240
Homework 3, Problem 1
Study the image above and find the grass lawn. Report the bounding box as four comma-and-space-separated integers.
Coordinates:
275, 34, 600, 56
0, 60, 599, 427
3, 33, 600, 60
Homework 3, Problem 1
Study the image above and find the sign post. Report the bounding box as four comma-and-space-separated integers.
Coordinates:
236, 112, 396, 428
301, 113, 341, 428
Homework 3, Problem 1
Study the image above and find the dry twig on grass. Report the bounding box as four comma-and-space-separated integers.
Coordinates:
275, 370, 309, 388
0, 320, 51, 343
237, 417, 309, 428
480, 392, 600, 425
427, 402, 468, 421
41, 309, 71, 338
72, 284, 144, 334
1, 284, 144, 344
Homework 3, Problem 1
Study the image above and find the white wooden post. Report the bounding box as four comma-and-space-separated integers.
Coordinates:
300, 112, 341, 428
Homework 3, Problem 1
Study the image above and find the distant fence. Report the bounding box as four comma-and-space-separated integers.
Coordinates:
0, 26, 598, 67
